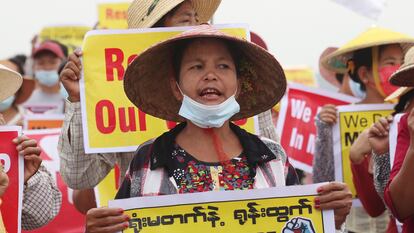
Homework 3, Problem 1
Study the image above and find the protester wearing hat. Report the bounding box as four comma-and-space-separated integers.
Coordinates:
0, 64, 62, 230
366, 46, 414, 233
319, 47, 366, 99
0, 57, 35, 125
59, 0, 222, 192
24, 40, 68, 114
83, 25, 352, 233
313, 27, 414, 232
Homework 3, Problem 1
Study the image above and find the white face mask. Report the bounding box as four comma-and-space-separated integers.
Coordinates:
176, 83, 240, 128
0, 96, 15, 112
349, 79, 366, 99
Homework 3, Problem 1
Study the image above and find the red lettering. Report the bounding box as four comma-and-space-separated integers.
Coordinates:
127, 54, 138, 65
234, 118, 248, 126
114, 164, 120, 189
105, 48, 125, 81
96, 100, 116, 134
138, 109, 147, 131
105, 9, 114, 19
119, 107, 137, 132
166, 121, 177, 130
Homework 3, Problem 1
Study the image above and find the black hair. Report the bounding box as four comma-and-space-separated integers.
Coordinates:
393, 88, 414, 115
335, 73, 344, 84
8, 54, 27, 75
171, 38, 242, 82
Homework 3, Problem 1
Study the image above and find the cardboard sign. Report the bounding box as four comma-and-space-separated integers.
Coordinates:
97, 2, 130, 29
0, 126, 23, 233
39, 26, 91, 53
80, 24, 256, 154
109, 184, 334, 233
23, 114, 64, 130
277, 83, 358, 173
333, 104, 394, 199
22, 129, 85, 233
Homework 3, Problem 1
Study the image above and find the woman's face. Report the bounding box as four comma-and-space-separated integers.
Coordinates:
164, 1, 199, 27
378, 44, 403, 69
175, 38, 238, 106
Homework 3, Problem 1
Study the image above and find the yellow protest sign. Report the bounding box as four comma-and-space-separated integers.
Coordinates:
284, 67, 317, 87
81, 24, 256, 153
97, 2, 130, 29
109, 184, 335, 232
39, 26, 91, 53
333, 104, 394, 199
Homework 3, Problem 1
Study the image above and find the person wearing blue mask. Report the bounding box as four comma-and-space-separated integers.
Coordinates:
0, 63, 62, 230
0, 58, 35, 125
84, 25, 353, 233
24, 40, 68, 114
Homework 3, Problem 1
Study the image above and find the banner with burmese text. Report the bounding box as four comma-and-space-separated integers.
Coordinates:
109, 184, 335, 233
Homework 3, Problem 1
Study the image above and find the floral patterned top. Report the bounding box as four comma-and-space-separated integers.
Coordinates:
169, 145, 255, 193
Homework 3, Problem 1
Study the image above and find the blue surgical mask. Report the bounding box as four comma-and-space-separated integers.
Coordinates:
349, 79, 366, 99
35, 70, 60, 87
177, 83, 240, 128
0, 96, 16, 112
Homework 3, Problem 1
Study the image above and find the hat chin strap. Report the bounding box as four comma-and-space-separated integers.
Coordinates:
372, 47, 387, 98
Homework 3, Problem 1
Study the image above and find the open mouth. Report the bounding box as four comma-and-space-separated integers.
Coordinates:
199, 88, 222, 99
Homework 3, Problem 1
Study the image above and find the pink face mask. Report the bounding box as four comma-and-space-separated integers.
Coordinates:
378, 65, 400, 96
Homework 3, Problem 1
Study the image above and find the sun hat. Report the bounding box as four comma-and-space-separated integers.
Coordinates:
124, 25, 287, 122
0, 60, 35, 105
321, 27, 414, 74
32, 41, 66, 59
0, 64, 23, 102
127, 0, 221, 28
389, 46, 414, 87
319, 47, 345, 88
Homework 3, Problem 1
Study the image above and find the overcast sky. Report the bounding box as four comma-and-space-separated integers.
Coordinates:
1, 0, 414, 88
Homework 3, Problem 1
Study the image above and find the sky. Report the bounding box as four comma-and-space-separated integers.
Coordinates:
1, 0, 414, 88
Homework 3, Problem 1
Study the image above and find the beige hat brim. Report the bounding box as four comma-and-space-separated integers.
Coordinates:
389, 63, 414, 87
124, 26, 286, 122
385, 86, 414, 101
128, 0, 221, 29
0, 64, 23, 102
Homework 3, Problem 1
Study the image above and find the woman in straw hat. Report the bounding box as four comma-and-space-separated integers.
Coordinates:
367, 46, 414, 233
60, 0, 222, 215
0, 64, 62, 230
319, 47, 366, 99
314, 27, 414, 233
0, 57, 35, 126
84, 25, 353, 233
59, 0, 222, 193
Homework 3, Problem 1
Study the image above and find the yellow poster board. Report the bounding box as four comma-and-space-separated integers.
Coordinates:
97, 2, 130, 29
81, 24, 256, 154
284, 67, 317, 87
333, 104, 394, 199
39, 26, 91, 53
109, 184, 335, 232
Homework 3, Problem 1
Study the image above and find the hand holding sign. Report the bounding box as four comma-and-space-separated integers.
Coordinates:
13, 135, 42, 183
60, 49, 83, 102
85, 207, 129, 233
319, 104, 338, 124
0, 164, 9, 196
315, 182, 352, 229
349, 129, 372, 164
368, 115, 393, 155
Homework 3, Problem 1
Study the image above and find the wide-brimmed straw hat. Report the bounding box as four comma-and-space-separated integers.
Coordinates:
319, 47, 344, 88
0, 64, 22, 102
389, 46, 414, 87
321, 27, 414, 74
124, 25, 287, 122
0, 60, 35, 104
128, 0, 221, 28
